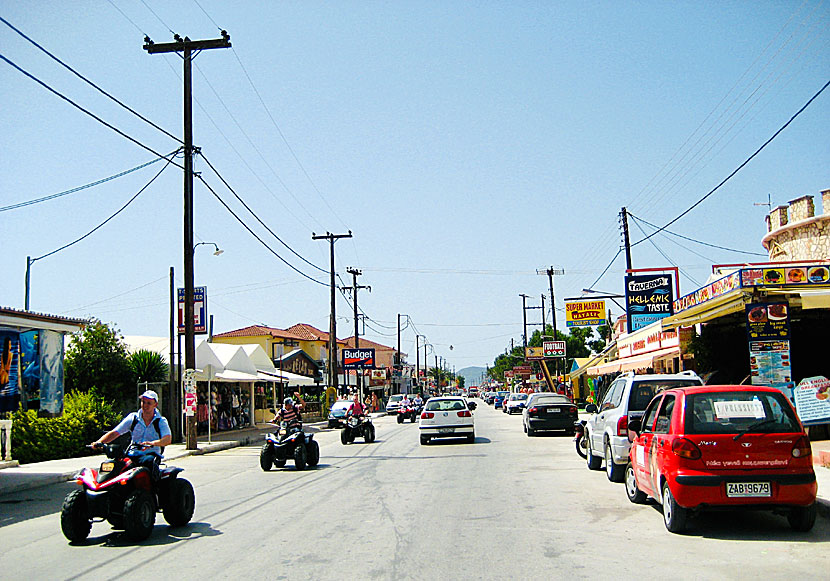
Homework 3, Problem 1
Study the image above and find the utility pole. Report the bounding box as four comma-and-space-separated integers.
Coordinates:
346, 267, 370, 399
620, 207, 633, 271
519, 293, 530, 348
145, 31, 231, 450
415, 335, 420, 392
397, 314, 402, 394
312, 231, 352, 396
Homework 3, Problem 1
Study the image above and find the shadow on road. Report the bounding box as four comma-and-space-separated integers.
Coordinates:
73, 521, 222, 547
0, 480, 76, 528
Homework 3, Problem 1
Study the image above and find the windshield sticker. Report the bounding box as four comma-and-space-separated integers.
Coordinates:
714, 400, 765, 419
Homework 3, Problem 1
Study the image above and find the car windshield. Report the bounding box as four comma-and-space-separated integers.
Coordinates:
685, 390, 801, 435
629, 379, 702, 412
425, 399, 467, 411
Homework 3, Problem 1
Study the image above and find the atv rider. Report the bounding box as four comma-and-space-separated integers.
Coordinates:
273, 392, 305, 430
347, 392, 368, 418
92, 389, 171, 481
412, 393, 424, 408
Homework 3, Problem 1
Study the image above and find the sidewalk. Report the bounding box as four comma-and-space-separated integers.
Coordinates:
0, 418, 334, 496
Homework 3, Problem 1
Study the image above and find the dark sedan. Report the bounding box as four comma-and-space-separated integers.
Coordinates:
522, 393, 577, 436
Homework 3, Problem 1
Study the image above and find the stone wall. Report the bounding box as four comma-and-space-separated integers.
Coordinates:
763, 189, 830, 262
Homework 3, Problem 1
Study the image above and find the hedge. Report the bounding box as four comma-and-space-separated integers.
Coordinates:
10, 390, 119, 464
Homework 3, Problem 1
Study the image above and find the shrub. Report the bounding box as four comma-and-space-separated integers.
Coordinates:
10, 390, 119, 464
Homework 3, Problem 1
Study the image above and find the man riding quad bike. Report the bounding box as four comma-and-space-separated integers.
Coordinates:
260, 395, 320, 470
341, 393, 376, 444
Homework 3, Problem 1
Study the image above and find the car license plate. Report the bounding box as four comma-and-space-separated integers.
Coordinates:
547, 408, 560, 413
439, 427, 454, 434
100, 462, 114, 473
726, 482, 771, 498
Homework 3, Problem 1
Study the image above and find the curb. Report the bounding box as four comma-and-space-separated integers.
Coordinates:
817, 498, 830, 520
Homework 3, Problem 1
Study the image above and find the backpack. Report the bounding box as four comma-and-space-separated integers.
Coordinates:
129, 413, 165, 453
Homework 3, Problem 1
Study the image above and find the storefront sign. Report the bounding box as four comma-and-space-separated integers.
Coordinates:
565, 300, 606, 327
183, 369, 197, 417
625, 274, 674, 333
741, 264, 829, 286
525, 346, 545, 360
793, 376, 830, 425
342, 348, 375, 368
745, 303, 790, 340
177, 286, 208, 335
618, 325, 679, 358
543, 341, 566, 358
673, 271, 741, 313
748, 340, 793, 398
513, 365, 532, 377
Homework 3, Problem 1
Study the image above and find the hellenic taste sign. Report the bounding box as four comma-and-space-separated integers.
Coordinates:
625, 274, 674, 333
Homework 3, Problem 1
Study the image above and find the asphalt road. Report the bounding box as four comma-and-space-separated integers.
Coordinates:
1, 403, 829, 580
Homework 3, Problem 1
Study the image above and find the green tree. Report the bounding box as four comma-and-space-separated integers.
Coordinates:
128, 349, 169, 383
64, 319, 133, 412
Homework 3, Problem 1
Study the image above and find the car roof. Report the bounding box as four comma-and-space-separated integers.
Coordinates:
426, 396, 465, 402
661, 384, 786, 395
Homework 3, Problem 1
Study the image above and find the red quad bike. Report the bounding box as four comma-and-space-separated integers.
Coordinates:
61, 443, 195, 543
397, 404, 418, 423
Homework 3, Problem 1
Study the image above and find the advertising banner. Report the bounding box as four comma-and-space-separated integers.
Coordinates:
343, 348, 375, 368
0, 329, 20, 413
745, 302, 794, 397
625, 274, 674, 333
525, 346, 545, 360
793, 376, 830, 425
565, 300, 606, 327
177, 286, 208, 335
543, 341, 566, 358
745, 303, 790, 341
741, 264, 829, 286
38, 330, 65, 415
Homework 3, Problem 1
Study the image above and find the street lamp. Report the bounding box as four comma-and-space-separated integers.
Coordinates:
194, 241, 223, 256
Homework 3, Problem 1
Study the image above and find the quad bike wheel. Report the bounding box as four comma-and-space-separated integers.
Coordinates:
294, 443, 307, 471
341, 428, 350, 445
306, 440, 320, 467
162, 478, 195, 526
260, 443, 275, 471
123, 489, 155, 541
61, 490, 91, 542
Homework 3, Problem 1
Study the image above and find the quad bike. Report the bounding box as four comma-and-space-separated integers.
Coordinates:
340, 414, 376, 444
260, 421, 320, 471
61, 443, 195, 543
397, 404, 420, 424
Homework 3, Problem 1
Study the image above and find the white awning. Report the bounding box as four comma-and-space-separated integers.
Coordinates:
617, 347, 680, 372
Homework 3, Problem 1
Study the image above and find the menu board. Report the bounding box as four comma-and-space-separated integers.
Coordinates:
741, 264, 830, 286
746, 303, 793, 398
793, 376, 830, 425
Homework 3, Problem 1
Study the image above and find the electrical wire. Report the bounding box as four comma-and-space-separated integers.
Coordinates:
0, 52, 185, 169
138, 0, 176, 35
0, 16, 182, 144
0, 153, 173, 212
198, 153, 327, 273
31, 150, 178, 263
586, 248, 623, 291
631, 217, 701, 288
632, 78, 830, 248
195, 173, 328, 287
628, 213, 767, 256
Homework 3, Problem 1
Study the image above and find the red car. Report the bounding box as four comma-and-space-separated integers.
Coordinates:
625, 385, 817, 533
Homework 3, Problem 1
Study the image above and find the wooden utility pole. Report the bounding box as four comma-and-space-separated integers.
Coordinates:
346, 267, 370, 399
313, 232, 352, 395
144, 32, 231, 450
620, 207, 633, 271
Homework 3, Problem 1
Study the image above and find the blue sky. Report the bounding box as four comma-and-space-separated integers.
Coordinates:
1, 1, 828, 371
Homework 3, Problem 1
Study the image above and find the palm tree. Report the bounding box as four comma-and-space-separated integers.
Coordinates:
128, 349, 169, 383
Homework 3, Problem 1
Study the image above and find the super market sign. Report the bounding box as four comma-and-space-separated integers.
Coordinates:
565, 300, 606, 327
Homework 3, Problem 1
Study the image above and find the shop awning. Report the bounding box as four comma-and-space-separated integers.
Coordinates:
757, 287, 830, 310
257, 369, 316, 386
588, 360, 621, 376
617, 347, 679, 372
661, 289, 749, 329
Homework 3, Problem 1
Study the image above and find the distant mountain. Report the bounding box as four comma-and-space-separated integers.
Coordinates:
457, 366, 486, 386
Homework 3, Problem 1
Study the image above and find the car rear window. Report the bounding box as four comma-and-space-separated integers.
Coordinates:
628, 379, 702, 411
425, 399, 467, 411
685, 391, 801, 435
532, 395, 569, 405
389, 395, 403, 403
497, 391, 508, 397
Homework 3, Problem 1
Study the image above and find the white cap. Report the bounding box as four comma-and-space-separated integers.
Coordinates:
140, 389, 159, 402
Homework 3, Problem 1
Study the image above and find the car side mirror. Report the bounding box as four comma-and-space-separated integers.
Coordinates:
627, 418, 642, 443
585, 403, 598, 414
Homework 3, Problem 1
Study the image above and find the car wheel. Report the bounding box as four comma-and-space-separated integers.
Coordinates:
467, 433, 475, 443
605, 442, 625, 482
788, 503, 817, 532
60, 490, 91, 542
586, 434, 602, 470
259, 443, 274, 471
306, 440, 320, 467
625, 464, 647, 504
522, 421, 527, 433
123, 489, 155, 541
420, 435, 430, 445
662, 481, 687, 533
527, 425, 535, 437
162, 478, 195, 526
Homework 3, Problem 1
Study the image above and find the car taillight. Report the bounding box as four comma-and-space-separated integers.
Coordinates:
528, 406, 538, 416
671, 437, 701, 460
421, 412, 434, 419
791, 435, 811, 458
616, 415, 628, 437
569, 406, 577, 415
457, 410, 472, 418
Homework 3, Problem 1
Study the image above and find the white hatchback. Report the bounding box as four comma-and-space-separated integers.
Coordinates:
419, 396, 475, 445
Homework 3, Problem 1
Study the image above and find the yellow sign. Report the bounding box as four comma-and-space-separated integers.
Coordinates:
525, 346, 545, 360
565, 300, 607, 327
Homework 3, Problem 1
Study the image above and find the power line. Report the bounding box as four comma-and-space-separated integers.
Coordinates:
586, 248, 623, 291
631, 216, 701, 288
138, 0, 176, 35
0, 153, 174, 212
632, 78, 830, 248
198, 152, 327, 273
0, 52, 185, 169
195, 173, 328, 286
31, 151, 178, 262
0, 16, 182, 144
628, 213, 767, 256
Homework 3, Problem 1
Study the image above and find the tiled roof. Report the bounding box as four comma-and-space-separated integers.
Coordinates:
285, 323, 346, 344
213, 325, 304, 340
0, 306, 87, 327
343, 336, 397, 352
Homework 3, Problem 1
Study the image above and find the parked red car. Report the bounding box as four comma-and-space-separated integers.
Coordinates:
625, 385, 817, 533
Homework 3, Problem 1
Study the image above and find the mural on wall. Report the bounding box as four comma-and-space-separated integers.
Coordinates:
0, 329, 20, 412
